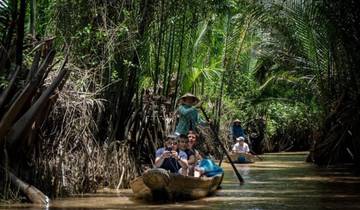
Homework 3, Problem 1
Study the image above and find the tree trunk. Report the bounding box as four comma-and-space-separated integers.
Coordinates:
8, 170, 50, 204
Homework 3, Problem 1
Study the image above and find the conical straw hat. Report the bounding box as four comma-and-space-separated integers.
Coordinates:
233, 119, 241, 123
178, 93, 200, 105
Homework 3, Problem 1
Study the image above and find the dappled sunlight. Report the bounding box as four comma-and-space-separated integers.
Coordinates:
216, 189, 317, 195
202, 196, 285, 202
264, 152, 309, 156
254, 160, 308, 165
222, 180, 275, 185
317, 171, 353, 175
278, 176, 360, 184
250, 163, 305, 168
274, 176, 335, 181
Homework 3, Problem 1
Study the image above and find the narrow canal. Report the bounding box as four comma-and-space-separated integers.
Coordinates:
1, 152, 359, 210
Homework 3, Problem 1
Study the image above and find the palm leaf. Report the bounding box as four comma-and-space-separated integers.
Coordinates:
193, 18, 210, 54
282, 0, 329, 75
0, 0, 11, 39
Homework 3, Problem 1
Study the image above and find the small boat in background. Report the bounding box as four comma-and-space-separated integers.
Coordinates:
225, 152, 255, 164
130, 168, 223, 201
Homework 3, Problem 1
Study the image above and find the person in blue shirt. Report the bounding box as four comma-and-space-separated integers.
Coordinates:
230, 119, 245, 141
175, 93, 203, 136
155, 135, 188, 175
194, 150, 223, 177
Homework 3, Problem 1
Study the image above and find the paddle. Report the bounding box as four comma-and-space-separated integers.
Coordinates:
249, 150, 264, 161
199, 107, 244, 184
218, 155, 224, 166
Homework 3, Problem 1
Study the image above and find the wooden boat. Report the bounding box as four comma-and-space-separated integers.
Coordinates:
130, 168, 223, 201
224, 152, 255, 163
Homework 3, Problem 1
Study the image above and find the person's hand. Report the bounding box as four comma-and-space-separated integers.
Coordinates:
195, 166, 204, 173
171, 151, 179, 160
195, 151, 201, 160
162, 151, 171, 158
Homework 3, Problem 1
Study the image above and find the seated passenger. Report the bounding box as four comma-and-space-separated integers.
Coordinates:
187, 131, 200, 176
155, 135, 188, 175
178, 134, 190, 175
232, 136, 250, 154
194, 150, 223, 177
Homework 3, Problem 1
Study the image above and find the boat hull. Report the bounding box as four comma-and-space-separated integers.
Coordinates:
224, 153, 255, 163
130, 168, 223, 201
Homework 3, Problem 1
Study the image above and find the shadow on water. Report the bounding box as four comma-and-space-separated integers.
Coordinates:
1, 152, 360, 210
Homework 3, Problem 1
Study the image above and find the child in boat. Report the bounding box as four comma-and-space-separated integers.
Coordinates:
194, 150, 223, 177
178, 134, 190, 176
178, 131, 201, 176
154, 135, 188, 175
232, 136, 250, 154
187, 131, 201, 176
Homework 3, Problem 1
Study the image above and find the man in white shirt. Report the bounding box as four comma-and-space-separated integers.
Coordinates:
232, 136, 250, 153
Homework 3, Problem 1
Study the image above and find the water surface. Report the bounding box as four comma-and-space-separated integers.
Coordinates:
1, 152, 359, 210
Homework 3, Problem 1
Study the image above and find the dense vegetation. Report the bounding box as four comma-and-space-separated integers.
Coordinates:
0, 0, 359, 202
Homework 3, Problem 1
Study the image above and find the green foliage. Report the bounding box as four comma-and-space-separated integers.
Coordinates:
0, 0, 11, 37
0, 0, 356, 199
0, 75, 8, 89
33, 0, 337, 152
266, 101, 319, 137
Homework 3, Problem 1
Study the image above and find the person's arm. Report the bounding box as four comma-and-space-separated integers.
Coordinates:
198, 115, 206, 125
238, 127, 244, 137
245, 144, 250, 153
232, 143, 238, 152
178, 105, 196, 115
154, 156, 164, 168
173, 151, 188, 169
177, 156, 188, 169
155, 149, 170, 167
188, 154, 196, 165
194, 149, 201, 161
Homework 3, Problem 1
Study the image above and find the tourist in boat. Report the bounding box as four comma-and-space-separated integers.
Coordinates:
194, 150, 223, 177
232, 136, 250, 154
178, 134, 191, 175
155, 135, 188, 175
174, 93, 204, 136
178, 134, 189, 152
187, 130, 200, 156
230, 119, 245, 141
187, 131, 201, 176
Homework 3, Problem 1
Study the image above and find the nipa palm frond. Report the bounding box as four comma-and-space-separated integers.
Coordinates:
282, 0, 329, 75
0, 0, 12, 40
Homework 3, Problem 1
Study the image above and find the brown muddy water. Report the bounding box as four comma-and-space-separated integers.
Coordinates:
1, 152, 360, 210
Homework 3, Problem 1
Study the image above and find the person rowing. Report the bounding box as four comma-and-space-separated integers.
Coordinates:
174, 93, 204, 136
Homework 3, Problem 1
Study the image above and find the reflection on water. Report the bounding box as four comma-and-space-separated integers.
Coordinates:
1, 152, 360, 210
